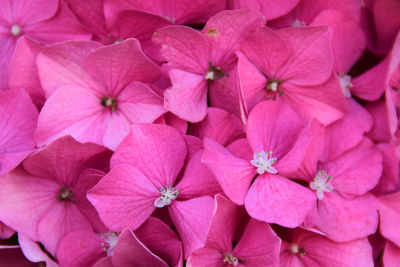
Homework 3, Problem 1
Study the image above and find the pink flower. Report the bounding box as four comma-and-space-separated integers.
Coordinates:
88, 124, 219, 257
0, 136, 111, 255
35, 38, 165, 150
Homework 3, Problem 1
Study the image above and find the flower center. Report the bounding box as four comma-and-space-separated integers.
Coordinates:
55, 186, 73, 201
205, 62, 224, 82
154, 185, 179, 208
292, 19, 306, 27
339, 73, 353, 98
251, 151, 278, 174
309, 170, 333, 200
290, 243, 306, 257
10, 24, 22, 36
101, 97, 117, 112
223, 253, 238, 266
100, 232, 119, 256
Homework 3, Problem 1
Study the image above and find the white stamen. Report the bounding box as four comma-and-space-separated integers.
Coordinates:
339, 73, 353, 98
205, 71, 215, 81
223, 253, 238, 266
10, 24, 21, 36
292, 19, 306, 27
310, 170, 333, 200
251, 151, 278, 174
154, 185, 179, 208
100, 232, 119, 256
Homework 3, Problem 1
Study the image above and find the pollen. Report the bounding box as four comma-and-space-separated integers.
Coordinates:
205, 28, 219, 37
251, 151, 278, 174
205, 62, 224, 82
223, 253, 239, 266
101, 97, 117, 112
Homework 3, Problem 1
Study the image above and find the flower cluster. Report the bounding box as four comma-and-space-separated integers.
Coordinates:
0, 0, 400, 266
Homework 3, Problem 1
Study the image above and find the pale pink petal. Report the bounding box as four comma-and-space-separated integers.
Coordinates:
0, 168, 59, 241
18, 235, 58, 267
320, 139, 382, 196
176, 151, 222, 199
164, 69, 208, 122
8, 37, 45, 106
56, 231, 105, 267
245, 174, 316, 228
117, 81, 166, 123
189, 107, 244, 146
202, 138, 256, 205
112, 229, 168, 267
84, 38, 161, 96
37, 40, 102, 97
305, 192, 378, 242
152, 26, 209, 74
34, 86, 106, 148
24, 135, 108, 187
169, 197, 214, 258
136, 217, 182, 267
111, 124, 187, 188
37, 202, 93, 255
87, 164, 158, 231
0, 88, 38, 176
378, 192, 400, 247
203, 9, 265, 69
234, 219, 280, 267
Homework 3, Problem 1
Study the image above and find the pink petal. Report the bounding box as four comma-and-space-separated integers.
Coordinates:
112, 228, 168, 267
24, 135, 108, 187
321, 98, 373, 162
176, 151, 222, 199
246, 101, 304, 161
136, 217, 182, 267
117, 81, 166, 123
18, 235, 58, 267
187, 247, 224, 267
0, 37, 15, 89
37, 40, 102, 97
319, 139, 382, 196
37, 202, 93, 255
189, 107, 244, 146
8, 0, 58, 25
379, 192, 400, 247
87, 164, 158, 231
384, 242, 400, 267
234, 219, 280, 267
56, 231, 105, 267
8, 37, 45, 107
0, 168, 59, 241
0, 88, 38, 176
203, 9, 265, 69
230, 0, 300, 20
227, 138, 253, 160
202, 138, 256, 205
163, 69, 208, 122
305, 192, 378, 242
152, 25, 209, 74
111, 124, 187, 188
169, 196, 214, 258
373, 143, 400, 194
245, 174, 316, 228
84, 38, 161, 96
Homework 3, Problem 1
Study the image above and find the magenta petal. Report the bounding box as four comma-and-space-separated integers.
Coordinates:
234, 219, 280, 267
187, 247, 224, 267
169, 197, 214, 258
202, 138, 256, 205
87, 164, 158, 231
246, 101, 304, 160
24, 136, 108, 187
117, 81, 166, 123
18, 235, 58, 267
231, 0, 299, 20
176, 151, 222, 199
57, 231, 104, 267
379, 192, 400, 247
111, 124, 187, 188
10, 0, 58, 25
136, 217, 182, 267
305, 192, 378, 242
189, 107, 244, 146
84, 38, 161, 96
0, 88, 38, 176
152, 25, 209, 73
384, 242, 400, 267
37, 202, 93, 255
112, 228, 168, 267
164, 69, 208, 122
245, 174, 316, 228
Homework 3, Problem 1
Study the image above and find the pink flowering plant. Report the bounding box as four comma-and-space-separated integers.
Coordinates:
0, 0, 400, 266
